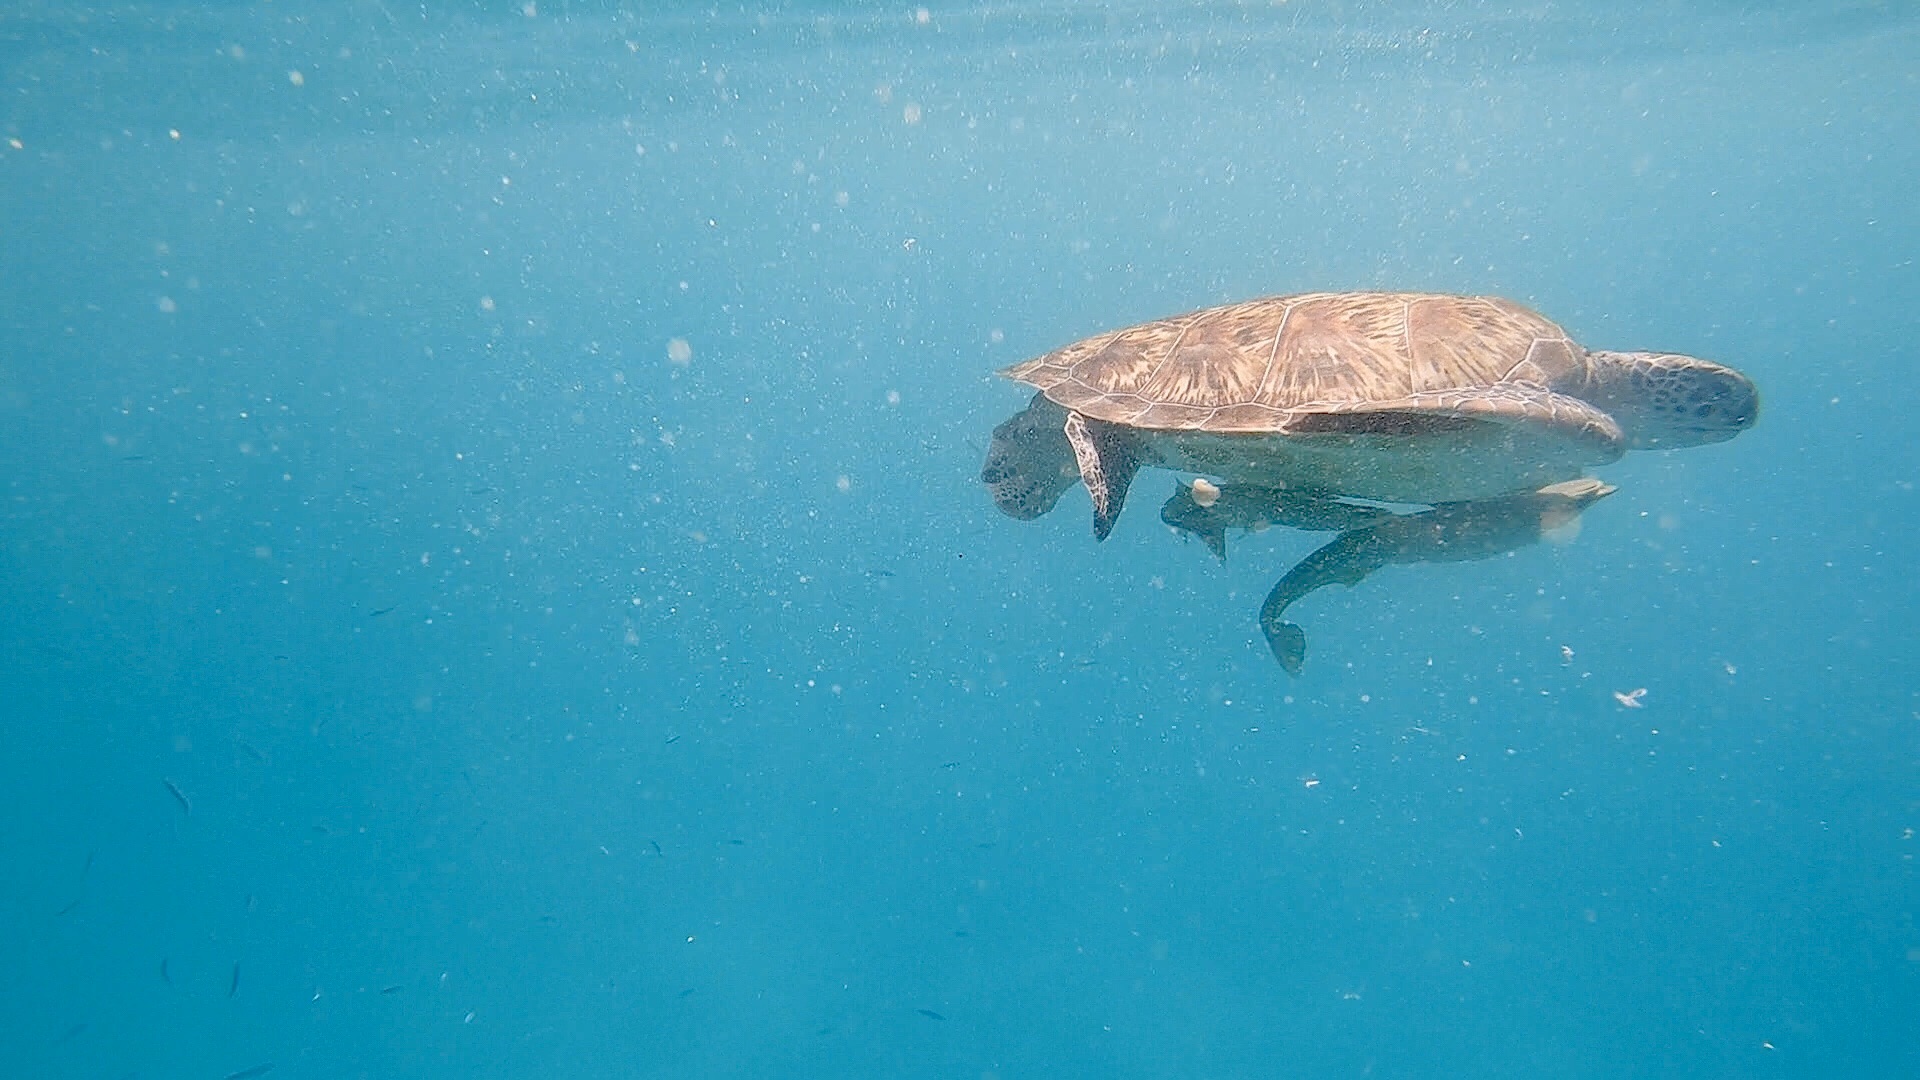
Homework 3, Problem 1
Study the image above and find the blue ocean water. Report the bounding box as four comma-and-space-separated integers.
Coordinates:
2, 2, 1915, 1076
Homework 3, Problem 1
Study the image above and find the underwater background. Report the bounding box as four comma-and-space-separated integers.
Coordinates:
2, 2, 1916, 1077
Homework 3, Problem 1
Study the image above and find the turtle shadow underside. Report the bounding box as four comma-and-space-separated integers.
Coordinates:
1248, 479, 1615, 674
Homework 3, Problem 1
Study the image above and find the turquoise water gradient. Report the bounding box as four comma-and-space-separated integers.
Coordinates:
2, 3, 1915, 1077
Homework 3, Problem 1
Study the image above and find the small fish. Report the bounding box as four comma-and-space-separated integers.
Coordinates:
468, 486, 493, 495
952, 930, 970, 938
161, 958, 172, 984
82, 850, 96, 876
162, 778, 192, 815
916, 1009, 946, 1021
676, 988, 695, 999
664, 733, 682, 745
367, 606, 396, 618
228, 962, 240, 998
940, 762, 959, 770
224, 1064, 275, 1080
728, 839, 744, 846
237, 741, 269, 763
272, 654, 290, 661
56, 898, 81, 916
650, 840, 662, 856
380, 985, 403, 995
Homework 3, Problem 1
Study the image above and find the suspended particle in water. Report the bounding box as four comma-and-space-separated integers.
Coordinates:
666, 338, 692, 366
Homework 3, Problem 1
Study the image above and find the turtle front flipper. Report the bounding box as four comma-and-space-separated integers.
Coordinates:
1064, 411, 1142, 541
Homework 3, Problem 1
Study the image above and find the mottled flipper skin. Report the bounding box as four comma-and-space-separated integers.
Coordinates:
1259, 479, 1615, 674
1064, 412, 1144, 541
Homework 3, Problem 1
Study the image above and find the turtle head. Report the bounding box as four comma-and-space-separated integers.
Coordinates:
981, 392, 1079, 520
1583, 351, 1759, 449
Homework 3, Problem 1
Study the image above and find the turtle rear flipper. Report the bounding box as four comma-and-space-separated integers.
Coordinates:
1305, 385, 1624, 464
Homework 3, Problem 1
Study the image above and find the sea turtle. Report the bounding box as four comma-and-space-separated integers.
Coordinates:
981, 292, 1757, 538
1254, 478, 1617, 674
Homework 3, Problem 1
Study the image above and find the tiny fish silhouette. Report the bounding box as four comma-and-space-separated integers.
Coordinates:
916, 1009, 946, 1021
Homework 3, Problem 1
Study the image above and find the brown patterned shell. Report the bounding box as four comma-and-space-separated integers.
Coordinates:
999, 292, 1591, 434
